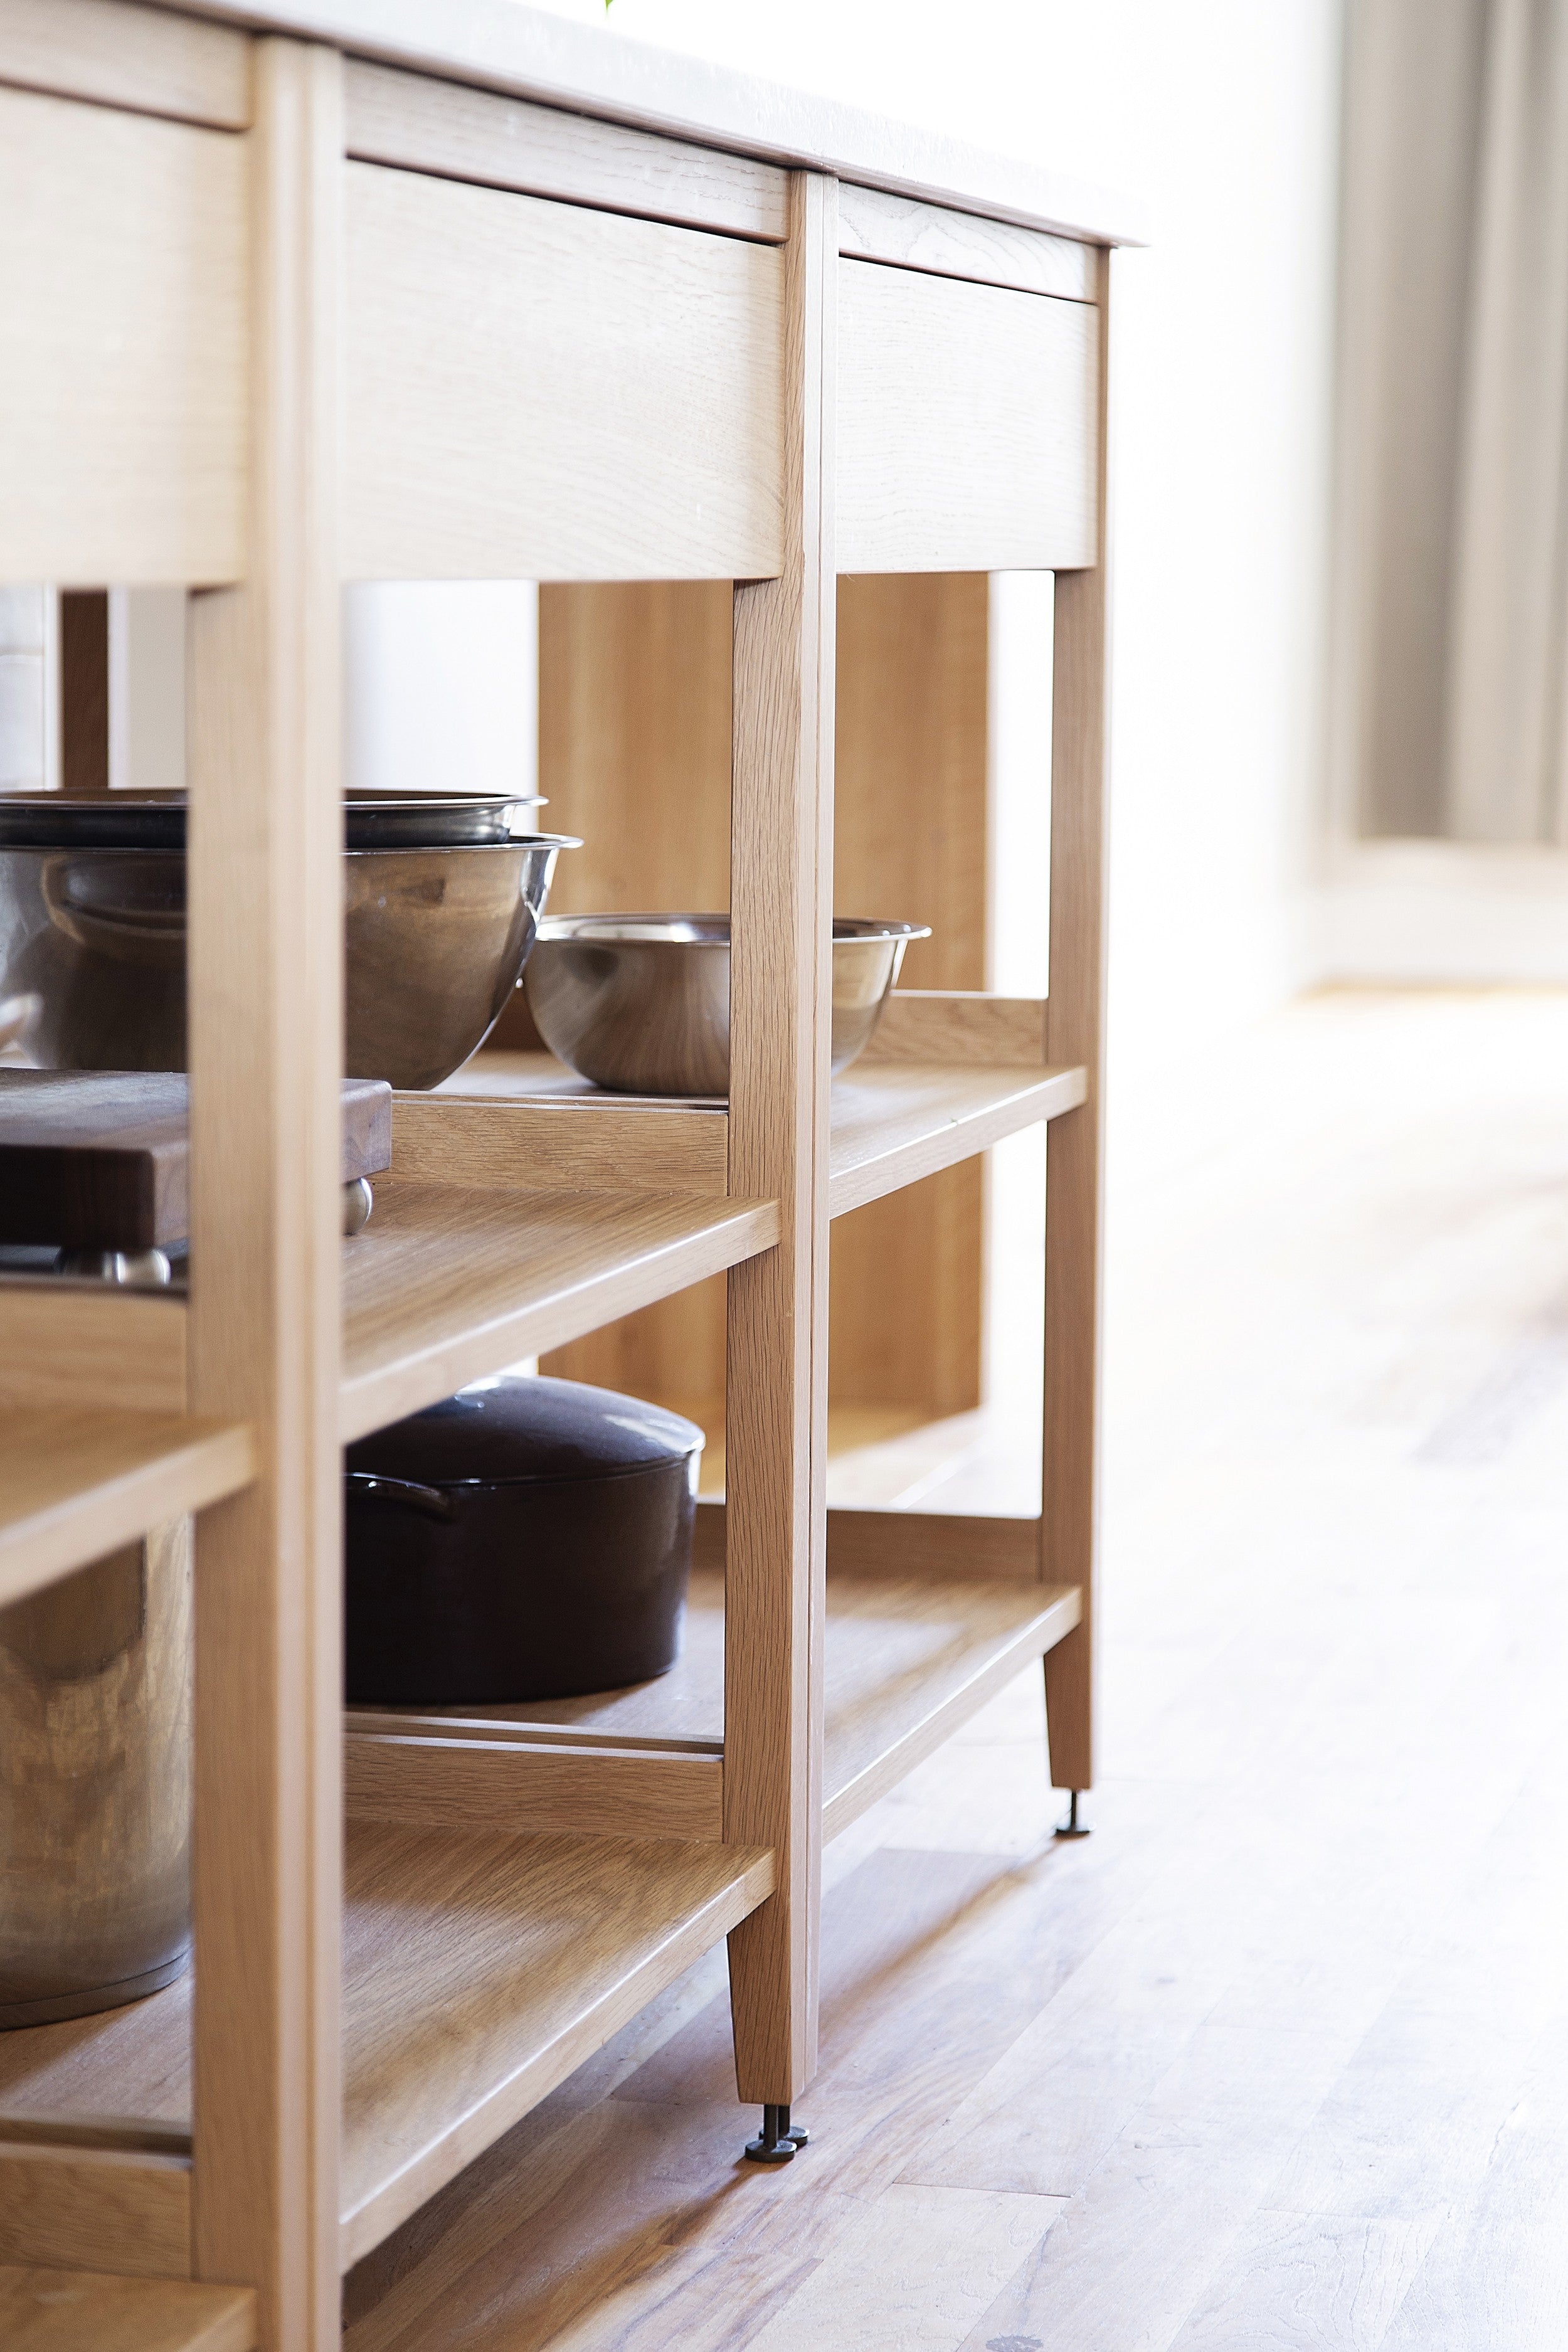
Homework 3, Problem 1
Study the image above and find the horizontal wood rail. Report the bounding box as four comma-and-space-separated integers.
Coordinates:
0, 2264, 255, 2351
346, 58, 788, 243
695, 1500, 1044, 1581
0, 0, 251, 131
839, 183, 1094, 302
344, 1727, 723, 1841
0, 2137, 191, 2280
861, 991, 1051, 1065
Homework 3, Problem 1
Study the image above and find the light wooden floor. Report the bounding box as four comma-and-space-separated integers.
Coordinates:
344, 990, 1568, 2351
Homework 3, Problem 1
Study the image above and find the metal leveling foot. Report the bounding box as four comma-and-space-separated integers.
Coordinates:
1054, 1789, 1091, 1839
743, 2103, 810, 2163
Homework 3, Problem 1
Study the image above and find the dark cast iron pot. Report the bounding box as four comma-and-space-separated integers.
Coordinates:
343, 1375, 704, 1705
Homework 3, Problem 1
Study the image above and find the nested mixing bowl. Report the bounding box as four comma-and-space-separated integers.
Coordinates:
0, 791, 577, 1089
524, 914, 930, 1095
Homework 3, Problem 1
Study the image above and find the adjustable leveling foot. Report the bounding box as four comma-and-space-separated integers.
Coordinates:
1054, 1789, 1091, 1839
744, 2103, 810, 2163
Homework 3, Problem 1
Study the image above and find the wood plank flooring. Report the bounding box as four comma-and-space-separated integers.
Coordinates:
343, 990, 1568, 2350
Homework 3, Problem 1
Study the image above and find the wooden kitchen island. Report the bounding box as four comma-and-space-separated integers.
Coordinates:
0, 4, 1139, 2343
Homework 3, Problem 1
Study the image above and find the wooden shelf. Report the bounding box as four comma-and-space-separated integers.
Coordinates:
827, 1058, 1083, 1216
0, 1824, 771, 2274
349, 1563, 1079, 1847
393, 1047, 1085, 1219
340, 1177, 777, 1442
0, 2267, 253, 2352
0, 1408, 255, 1609
0, 1185, 775, 1442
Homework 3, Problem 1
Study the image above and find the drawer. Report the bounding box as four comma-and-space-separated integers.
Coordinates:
0, 85, 246, 586
837, 258, 1099, 574
343, 163, 785, 582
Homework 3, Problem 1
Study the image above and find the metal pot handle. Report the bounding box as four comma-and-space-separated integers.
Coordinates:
344, 1471, 460, 1522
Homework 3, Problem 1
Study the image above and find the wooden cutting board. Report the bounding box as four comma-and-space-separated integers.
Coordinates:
0, 1071, 393, 1249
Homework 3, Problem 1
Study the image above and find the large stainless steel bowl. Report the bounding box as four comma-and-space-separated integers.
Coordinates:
525, 914, 931, 1096
0, 793, 577, 1090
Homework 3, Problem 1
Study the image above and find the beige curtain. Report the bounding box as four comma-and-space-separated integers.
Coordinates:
1334, 0, 1568, 842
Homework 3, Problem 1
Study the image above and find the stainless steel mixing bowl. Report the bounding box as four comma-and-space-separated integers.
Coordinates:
0, 793, 576, 1090
524, 914, 931, 1096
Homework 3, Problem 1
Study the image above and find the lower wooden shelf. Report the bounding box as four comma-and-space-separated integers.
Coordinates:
0, 2265, 253, 2352
347, 1559, 1080, 1847
0, 1183, 778, 1441
0, 1826, 773, 2275
0, 1409, 256, 1610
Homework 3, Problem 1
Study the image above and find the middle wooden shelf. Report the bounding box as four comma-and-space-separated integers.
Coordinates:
345, 1560, 1080, 1848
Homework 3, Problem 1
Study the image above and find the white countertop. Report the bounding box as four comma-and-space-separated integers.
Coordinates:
181, 0, 1146, 245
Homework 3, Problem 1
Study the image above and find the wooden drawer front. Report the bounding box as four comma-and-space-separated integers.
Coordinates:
0, 85, 246, 585
343, 163, 784, 582
837, 258, 1099, 574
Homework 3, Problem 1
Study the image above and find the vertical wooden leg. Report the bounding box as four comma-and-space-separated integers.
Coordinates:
1042, 249, 1113, 1801
187, 40, 343, 2351
723, 169, 837, 2114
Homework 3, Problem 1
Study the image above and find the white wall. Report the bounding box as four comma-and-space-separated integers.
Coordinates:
344, 583, 539, 801
527, 0, 1347, 1145
0, 586, 51, 790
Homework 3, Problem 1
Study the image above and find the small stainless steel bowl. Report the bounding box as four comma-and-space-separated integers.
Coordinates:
524, 914, 931, 1096
0, 793, 577, 1090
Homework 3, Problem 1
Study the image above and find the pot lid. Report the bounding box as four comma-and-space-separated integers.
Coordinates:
0, 791, 548, 850
344, 1375, 705, 1486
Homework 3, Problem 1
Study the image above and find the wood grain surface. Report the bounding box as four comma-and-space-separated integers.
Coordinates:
864, 991, 1052, 1066
339, 1179, 776, 1442
345, 1731, 724, 1841
342, 163, 783, 581
839, 181, 1096, 302
0, 2265, 253, 2352
334, 992, 1568, 2352
0, 1820, 773, 2276
361, 1567, 1079, 1848
837, 262, 1099, 574
1042, 248, 1113, 1794
0, 83, 245, 584
818, 1576, 1078, 1840
0, 0, 251, 128
828, 1060, 1084, 1219
527, 575, 736, 1411
0, 1407, 253, 1610
395, 1051, 1077, 1216
392, 1088, 728, 1197
0, 2140, 191, 2279
531, 573, 1008, 1433
537, 580, 734, 919
721, 169, 837, 2107
183, 39, 345, 2344
696, 1496, 1044, 1582
337, 1824, 773, 2265
346, 57, 787, 242
830, 572, 989, 1421
0, 1288, 188, 1412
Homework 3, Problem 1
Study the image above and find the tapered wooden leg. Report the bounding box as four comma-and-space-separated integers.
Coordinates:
1042, 249, 1113, 1799
187, 40, 343, 2350
723, 169, 837, 2108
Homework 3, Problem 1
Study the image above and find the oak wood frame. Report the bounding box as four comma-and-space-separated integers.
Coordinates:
721, 167, 837, 2105
184, 35, 344, 2346
1041, 245, 1113, 1796
0, 6, 1118, 2333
